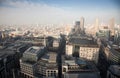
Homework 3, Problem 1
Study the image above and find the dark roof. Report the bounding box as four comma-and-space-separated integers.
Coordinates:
0, 49, 15, 59
69, 38, 98, 47
64, 72, 101, 78
108, 65, 120, 77
22, 60, 36, 65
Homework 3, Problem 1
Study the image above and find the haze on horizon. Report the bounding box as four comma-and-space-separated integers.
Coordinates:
0, 0, 120, 25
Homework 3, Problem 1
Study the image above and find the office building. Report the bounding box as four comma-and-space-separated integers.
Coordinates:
62, 56, 101, 78
73, 17, 85, 35
109, 18, 115, 36
114, 27, 120, 44
18, 37, 47, 46
79, 45, 99, 64
20, 46, 46, 78
91, 18, 99, 36
20, 61, 37, 78
96, 28, 110, 40
95, 18, 99, 33
74, 21, 80, 34
67, 37, 100, 64
22, 46, 45, 62
37, 52, 58, 78
80, 17, 84, 34
104, 44, 120, 65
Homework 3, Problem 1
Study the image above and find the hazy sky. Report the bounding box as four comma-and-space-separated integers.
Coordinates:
0, 0, 120, 25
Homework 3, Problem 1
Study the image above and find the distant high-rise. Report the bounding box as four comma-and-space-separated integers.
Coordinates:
109, 18, 115, 36
93, 18, 99, 36
75, 21, 80, 33
80, 17, 84, 33
95, 18, 99, 32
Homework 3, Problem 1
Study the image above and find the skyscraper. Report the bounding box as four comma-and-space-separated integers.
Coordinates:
109, 18, 115, 36
74, 21, 80, 34
95, 18, 99, 33
80, 17, 84, 33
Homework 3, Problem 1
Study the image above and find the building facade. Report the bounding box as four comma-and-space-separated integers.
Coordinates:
37, 52, 58, 78
104, 46, 120, 65
79, 46, 99, 64
20, 46, 46, 78
65, 43, 73, 56
62, 56, 101, 78
66, 36, 100, 64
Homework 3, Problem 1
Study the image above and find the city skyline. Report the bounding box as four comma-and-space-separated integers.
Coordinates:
0, 0, 120, 25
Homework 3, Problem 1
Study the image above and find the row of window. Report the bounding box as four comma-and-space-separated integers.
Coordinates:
21, 64, 33, 75
46, 70, 57, 77
80, 48, 98, 52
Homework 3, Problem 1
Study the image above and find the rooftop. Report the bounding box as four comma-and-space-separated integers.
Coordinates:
64, 72, 101, 78
41, 52, 57, 63
63, 56, 99, 72
6, 42, 26, 51
106, 44, 120, 56
0, 49, 15, 60
69, 37, 98, 47
64, 58, 86, 66
37, 52, 58, 69
65, 60, 77, 66
25, 46, 44, 54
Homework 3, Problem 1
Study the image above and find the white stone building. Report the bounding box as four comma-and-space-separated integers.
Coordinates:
66, 44, 73, 55
79, 46, 99, 64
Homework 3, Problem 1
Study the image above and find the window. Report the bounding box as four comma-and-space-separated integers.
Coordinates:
63, 68, 66, 72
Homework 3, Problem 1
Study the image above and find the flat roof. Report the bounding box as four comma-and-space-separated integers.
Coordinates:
65, 60, 77, 66
69, 38, 98, 47
0, 49, 15, 59
65, 58, 86, 66
41, 52, 57, 63
63, 56, 99, 72
76, 58, 87, 65
64, 72, 101, 78
38, 58, 58, 69
25, 46, 44, 54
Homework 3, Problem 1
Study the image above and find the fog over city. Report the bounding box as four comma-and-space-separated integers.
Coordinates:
0, 0, 120, 25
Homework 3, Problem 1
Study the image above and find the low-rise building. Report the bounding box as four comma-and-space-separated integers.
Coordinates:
20, 60, 37, 78
66, 36, 100, 64
62, 56, 101, 78
37, 52, 58, 78
79, 46, 99, 64
20, 46, 46, 78
104, 44, 120, 65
